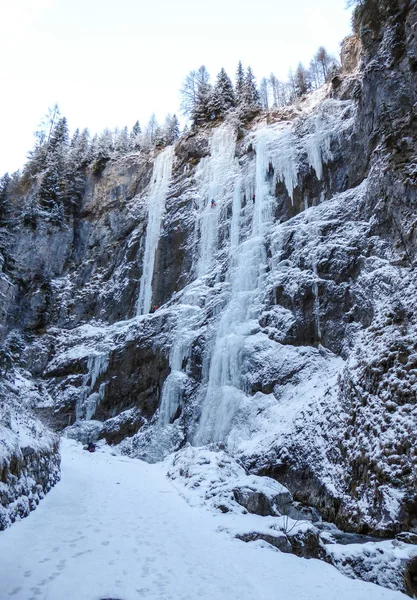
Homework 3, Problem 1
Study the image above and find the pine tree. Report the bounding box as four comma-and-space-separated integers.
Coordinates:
132, 120, 141, 136
243, 67, 261, 108
192, 73, 213, 127
170, 115, 180, 142
294, 63, 310, 97
211, 68, 235, 119
130, 121, 142, 151
163, 114, 180, 145
38, 160, 63, 212
37, 117, 69, 220
0, 173, 10, 225
47, 116, 69, 155
23, 105, 62, 184
63, 129, 90, 212
77, 129, 92, 166
115, 126, 131, 155
91, 129, 114, 174
154, 125, 165, 148
235, 61, 245, 106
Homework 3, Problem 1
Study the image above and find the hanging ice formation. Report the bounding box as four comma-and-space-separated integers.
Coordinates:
194, 127, 277, 445
154, 102, 351, 448
76, 352, 109, 420
136, 146, 174, 316
195, 126, 239, 277
194, 112, 340, 445
157, 126, 239, 432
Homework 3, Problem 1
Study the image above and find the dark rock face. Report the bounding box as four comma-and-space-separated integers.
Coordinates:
405, 556, 417, 598
232, 484, 292, 517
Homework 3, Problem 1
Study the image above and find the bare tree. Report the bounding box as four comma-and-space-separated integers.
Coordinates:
315, 47, 335, 83
180, 66, 210, 118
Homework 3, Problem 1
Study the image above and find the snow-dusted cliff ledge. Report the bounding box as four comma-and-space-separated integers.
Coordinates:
0, 380, 60, 530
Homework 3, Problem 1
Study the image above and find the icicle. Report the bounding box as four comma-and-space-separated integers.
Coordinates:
136, 146, 174, 316
76, 353, 109, 420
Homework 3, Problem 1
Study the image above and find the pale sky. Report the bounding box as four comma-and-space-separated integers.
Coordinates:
0, 0, 353, 174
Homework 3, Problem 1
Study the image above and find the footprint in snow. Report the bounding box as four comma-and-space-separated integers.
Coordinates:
56, 559, 66, 571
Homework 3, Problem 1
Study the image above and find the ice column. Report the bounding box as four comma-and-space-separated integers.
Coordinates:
158, 302, 201, 426
157, 126, 238, 431
76, 352, 109, 420
136, 146, 174, 316
194, 128, 275, 445
195, 126, 238, 277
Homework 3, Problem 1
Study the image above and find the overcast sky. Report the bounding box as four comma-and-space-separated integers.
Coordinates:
1, 0, 353, 174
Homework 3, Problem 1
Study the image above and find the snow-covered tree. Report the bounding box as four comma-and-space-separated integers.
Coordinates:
237, 66, 261, 117
63, 128, 91, 212
47, 116, 69, 155
130, 121, 142, 151
180, 70, 199, 118
235, 61, 245, 106
294, 63, 310, 97
210, 68, 235, 118
243, 67, 261, 107
115, 126, 131, 155
180, 66, 210, 119
37, 117, 69, 219
163, 114, 180, 145
91, 129, 114, 174
0, 173, 10, 224
192, 70, 213, 127
144, 114, 159, 147
132, 120, 141, 137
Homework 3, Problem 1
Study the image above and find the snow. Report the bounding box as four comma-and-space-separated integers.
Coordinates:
327, 539, 417, 592
0, 439, 408, 600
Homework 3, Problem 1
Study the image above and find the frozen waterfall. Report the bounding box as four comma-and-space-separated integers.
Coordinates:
194, 126, 277, 445
151, 102, 353, 451
76, 352, 109, 421
157, 126, 239, 431
136, 146, 174, 316
195, 126, 239, 277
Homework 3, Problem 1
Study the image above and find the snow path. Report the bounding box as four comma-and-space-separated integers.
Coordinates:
0, 440, 407, 600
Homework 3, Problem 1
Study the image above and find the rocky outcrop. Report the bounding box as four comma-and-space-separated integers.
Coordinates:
341, 34, 362, 73
0, 383, 60, 529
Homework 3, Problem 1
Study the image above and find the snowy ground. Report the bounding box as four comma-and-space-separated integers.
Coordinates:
0, 440, 408, 600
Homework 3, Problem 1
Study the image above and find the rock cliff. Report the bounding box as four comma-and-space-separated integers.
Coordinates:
1, 0, 416, 558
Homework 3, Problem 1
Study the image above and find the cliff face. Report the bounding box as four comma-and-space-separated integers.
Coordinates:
1, 0, 416, 539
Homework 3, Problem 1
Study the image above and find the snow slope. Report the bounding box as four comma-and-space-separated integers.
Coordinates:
0, 439, 408, 600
